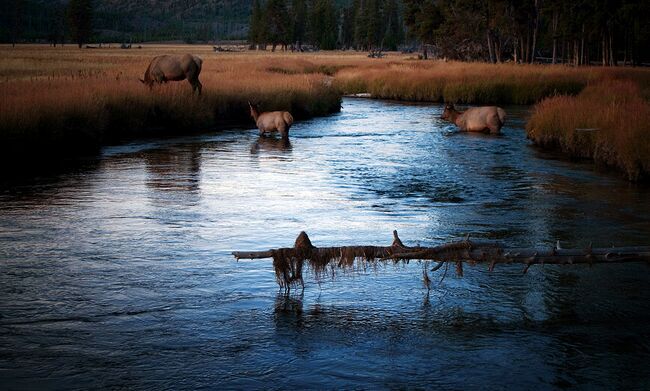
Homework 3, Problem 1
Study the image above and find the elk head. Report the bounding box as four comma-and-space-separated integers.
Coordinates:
440, 103, 457, 121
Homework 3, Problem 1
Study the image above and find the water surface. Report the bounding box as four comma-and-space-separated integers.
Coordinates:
1, 98, 649, 389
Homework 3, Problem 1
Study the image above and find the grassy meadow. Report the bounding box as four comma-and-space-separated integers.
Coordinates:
1, 44, 649, 179
0, 45, 343, 162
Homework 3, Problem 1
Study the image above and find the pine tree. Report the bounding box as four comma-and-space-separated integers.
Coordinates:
353, 0, 367, 50
364, 0, 382, 50
403, 0, 443, 58
265, 0, 291, 50
67, 0, 93, 48
310, 0, 338, 50
291, 0, 307, 50
382, 0, 403, 51
249, 0, 265, 48
341, 4, 356, 49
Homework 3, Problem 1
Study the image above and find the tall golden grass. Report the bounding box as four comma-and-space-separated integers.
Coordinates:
0, 45, 342, 160
527, 79, 650, 181
2, 45, 650, 180
334, 61, 598, 104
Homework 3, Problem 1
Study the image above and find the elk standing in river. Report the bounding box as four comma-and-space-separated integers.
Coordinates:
140, 54, 203, 95
441, 103, 506, 134
248, 102, 294, 139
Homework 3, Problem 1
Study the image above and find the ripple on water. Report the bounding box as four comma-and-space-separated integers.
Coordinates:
1, 98, 650, 389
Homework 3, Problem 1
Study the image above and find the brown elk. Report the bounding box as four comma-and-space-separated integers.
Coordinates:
440, 103, 506, 134
140, 54, 203, 95
248, 102, 294, 139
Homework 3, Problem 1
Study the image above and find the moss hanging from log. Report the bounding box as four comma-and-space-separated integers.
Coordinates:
233, 231, 650, 290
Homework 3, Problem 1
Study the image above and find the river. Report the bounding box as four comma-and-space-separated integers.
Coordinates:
1, 98, 649, 389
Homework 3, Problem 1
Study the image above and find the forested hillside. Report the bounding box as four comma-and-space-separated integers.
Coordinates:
0, 0, 254, 43
1, 0, 648, 64
95, 0, 253, 41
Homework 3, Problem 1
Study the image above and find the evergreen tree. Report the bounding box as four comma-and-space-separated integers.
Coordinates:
403, 0, 443, 58
310, 0, 338, 50
48, 2, 66, 47
291, 0, 308, 50
265, 0, 291, 50
249, 0, 265, 48
341, 4, 356, 49
382, 0, 403, 51
67, 0, 93, 48
353, 0, 368, 50
364, 0, 382, 50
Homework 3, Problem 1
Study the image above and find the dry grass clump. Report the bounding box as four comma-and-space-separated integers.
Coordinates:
526, 79, 650, 181
334, 61, 592, 104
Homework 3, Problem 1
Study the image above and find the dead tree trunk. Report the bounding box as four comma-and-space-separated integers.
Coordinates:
487, 30, 495, 63
233, 231, 650, 290
530, 0, 541, 64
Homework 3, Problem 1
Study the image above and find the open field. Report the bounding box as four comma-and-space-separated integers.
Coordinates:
1, 44, 649, 179
0, 45, 343, 162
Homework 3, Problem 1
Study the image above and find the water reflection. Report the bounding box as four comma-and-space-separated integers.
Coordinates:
250, 137, 292, 155
144, 144, 202, 194
1, 98, 649, 389
274, 292, 305, 328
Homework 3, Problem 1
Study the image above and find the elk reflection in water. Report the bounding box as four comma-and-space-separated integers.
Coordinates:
250, 136, 293, 155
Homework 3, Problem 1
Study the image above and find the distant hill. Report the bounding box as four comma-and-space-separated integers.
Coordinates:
0, 0, 254, 43
1, 0, 358, 44
95, 0, 253, 42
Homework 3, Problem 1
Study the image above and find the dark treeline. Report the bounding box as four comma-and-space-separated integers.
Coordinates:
249, 0, 405, 51
1, 0, 648, 64
251, 0, 650, 65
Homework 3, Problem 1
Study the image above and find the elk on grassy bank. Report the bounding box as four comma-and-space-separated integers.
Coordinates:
441, 103, 506, 134
140, 54, 203, 95
248, 102, 294, 139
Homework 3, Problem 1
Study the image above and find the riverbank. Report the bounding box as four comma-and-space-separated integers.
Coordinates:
0, 45, 342, 170
2, 45, 649, 180
334, 61, 590, 104
333, 59, 650, 104
527, 78, 650, 181
335, 60, 650, 181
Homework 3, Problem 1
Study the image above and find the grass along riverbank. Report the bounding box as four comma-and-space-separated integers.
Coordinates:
334, 60, 650, 105
2, 45, 650, 180
527, 79, 650, 181
334, 61, 591, 104
0, 45, 341, 166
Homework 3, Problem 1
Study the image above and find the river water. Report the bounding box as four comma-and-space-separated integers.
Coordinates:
1, 98, 649, 389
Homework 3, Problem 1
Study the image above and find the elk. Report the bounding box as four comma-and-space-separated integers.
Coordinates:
248, 102, 294, 139
440, 103, 506, 134
140, 54, 203, 95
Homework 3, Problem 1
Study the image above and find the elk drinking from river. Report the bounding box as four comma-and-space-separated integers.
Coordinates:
441, 103, 506, 134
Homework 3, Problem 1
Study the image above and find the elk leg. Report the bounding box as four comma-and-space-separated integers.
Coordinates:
488, 124, 500, 134
278, 125, 289, 139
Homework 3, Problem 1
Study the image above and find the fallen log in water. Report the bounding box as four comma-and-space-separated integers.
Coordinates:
232, 231, 650, 290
